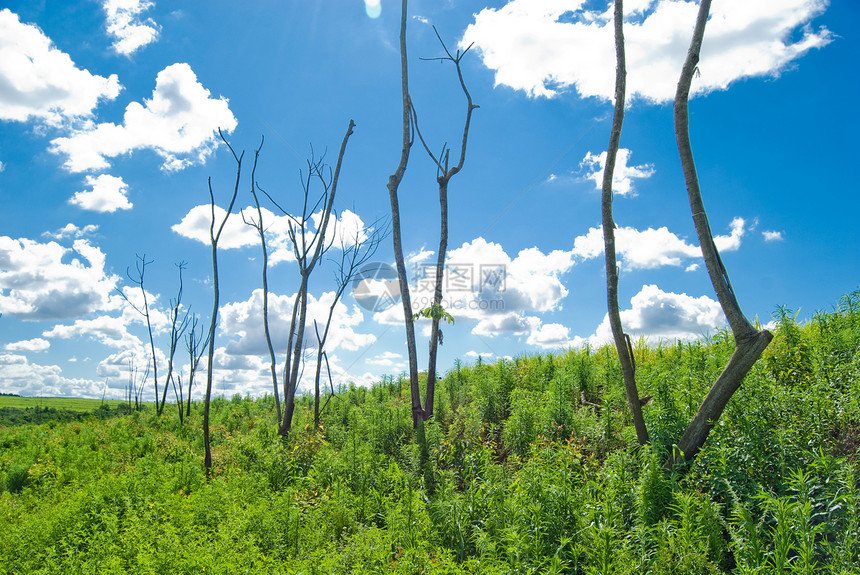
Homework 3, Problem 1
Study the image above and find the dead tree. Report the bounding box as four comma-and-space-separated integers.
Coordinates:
203, 130, 243, 478
312, 217, 389, 428
600, 0, 649, 445
126, 356, 147, 412
669, 0, 772, 466
412, 27, 478, 422
160, 262, 190, 417
120, 254, 161, 411
256, 120, 356, 436
242, 137, 282, 425
386, 0, 422, 427
184, 313, 209, 418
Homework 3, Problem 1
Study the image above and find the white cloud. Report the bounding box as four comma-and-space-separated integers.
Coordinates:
42, 223, 99, 240
172, 204, 366, 265
763, 230, 784, 242
172, 204, 263, 250
367, 351, 404, 368
50, 63, 237, 172
219, 288, 376, 359
527, 321, 584, 349
69, 174, 133, 212
714, 216, 745, 252
44, 314, 144, 350
0, 9, 122, 124
0, 353, 105, 398
4, 338, 50, 352
591, 284, 725, 343
409, 248, 435, 264
580, 148, 655, 196
0, 236, 119, 320
0, 160, 5, 172
464, 350, 497, 361
572, 218, 747, 270
462, 0, 831, 101
103, 0, 160, 56
373, 238, 576, 337
472, 312, 536, 337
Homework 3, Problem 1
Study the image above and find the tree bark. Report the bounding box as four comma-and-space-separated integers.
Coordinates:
386, 0, 423, 427
204, 133, 243, 477
600, 0, 650, 446
415, 31, 477, 422
670, 0, 772, 466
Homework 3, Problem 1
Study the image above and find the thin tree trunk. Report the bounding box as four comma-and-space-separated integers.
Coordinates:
203, 134, 242, 477
279, 120, 355, 436
425, 178, 448, 421
386, 0, 422, 427
670, 0, 772, 466
414, 30, 477, 423
247, 142, 282, 424
601, 0, 649, 445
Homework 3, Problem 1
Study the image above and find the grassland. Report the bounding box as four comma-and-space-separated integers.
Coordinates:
1, 292, 858, 574
0, 395, 127, 411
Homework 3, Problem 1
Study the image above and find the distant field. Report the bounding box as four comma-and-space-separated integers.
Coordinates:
0, 396, 127, 411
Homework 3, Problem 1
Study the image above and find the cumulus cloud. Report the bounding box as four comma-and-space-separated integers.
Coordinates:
172, 204, 263, 250
4, 338, 50, 352
0, 9, 122, 125
0, 353, 105, 397
572, 218, 747, 270
366, 351, 404, 368
462, 0, 831, 101
172, 204, 368, 266
373, 237, 577, 340
580, 148, 655, 196
43, 314, 144, 350
714, 216, 745, 252
763, 230, 784, 242
50, 63, 237, 172
69, 174, 133, 212
526, 321, 584, 349
0, 236, 119, 320
592, 284, 725, 343
219, 288, 376, 359
472, 312, 536, 337
42, 223, 99, 240
447, 237, 575, 317
103, 0, 160, 56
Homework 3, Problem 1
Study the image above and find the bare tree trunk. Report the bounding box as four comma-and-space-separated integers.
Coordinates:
161, 262, 190, 416
414, 29, 478, 422
386, 0, 422, 427
203, 132, 243, 478
312, 220, 387, 428
185, 314, 208, 419
120, 255, 160, 412
277, 120, 355, 436
244, 140, 281, 424
600, 0, 649, 446
669, 0, 772, 466
425, 177, 448, 421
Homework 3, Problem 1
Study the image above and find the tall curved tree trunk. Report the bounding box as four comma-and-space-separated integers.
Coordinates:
670, 0, 772, 466
386, 0, 423, 427
601, 0, 649, 446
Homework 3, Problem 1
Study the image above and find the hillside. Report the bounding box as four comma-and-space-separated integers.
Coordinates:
1, 293, 858, 574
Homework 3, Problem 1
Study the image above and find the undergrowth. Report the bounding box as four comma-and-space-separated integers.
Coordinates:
1, 290, 858, 574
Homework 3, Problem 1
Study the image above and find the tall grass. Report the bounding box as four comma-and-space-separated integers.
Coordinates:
1, 291, 858, 574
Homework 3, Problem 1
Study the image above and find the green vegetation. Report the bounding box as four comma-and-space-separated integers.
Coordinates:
0, 397, 131, 427
1, 292, 858, 574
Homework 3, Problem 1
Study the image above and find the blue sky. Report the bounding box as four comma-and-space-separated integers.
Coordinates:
1, 0, 857, 399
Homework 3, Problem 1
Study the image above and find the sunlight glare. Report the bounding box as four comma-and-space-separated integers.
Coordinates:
364, 0, 381, 19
